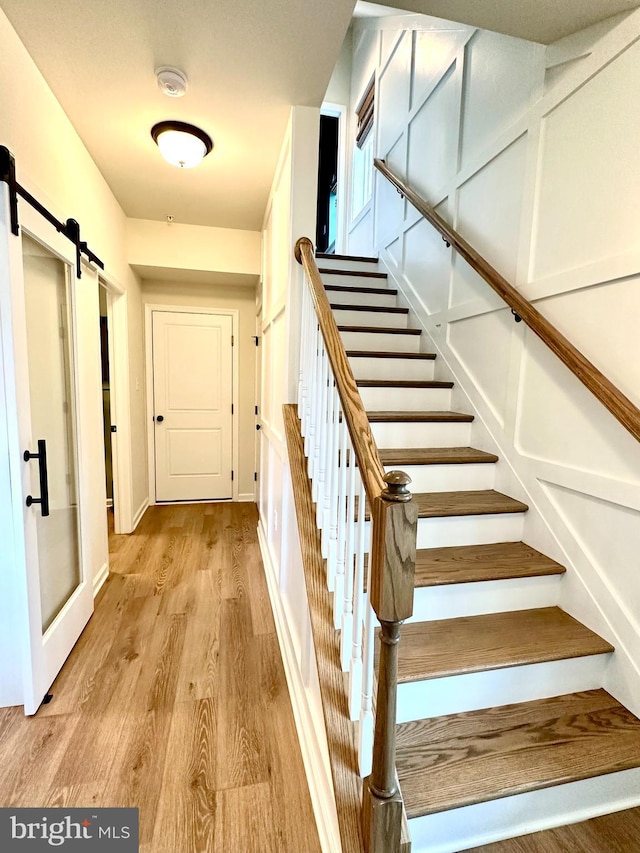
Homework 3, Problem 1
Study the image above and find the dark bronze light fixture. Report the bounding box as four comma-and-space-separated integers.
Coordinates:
151, 121, 213, 169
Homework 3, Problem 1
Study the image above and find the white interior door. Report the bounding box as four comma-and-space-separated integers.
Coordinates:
152, 310, 233, 501
2, 201, 94, 715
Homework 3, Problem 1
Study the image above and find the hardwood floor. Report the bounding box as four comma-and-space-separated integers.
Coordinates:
0, 503, 321, 853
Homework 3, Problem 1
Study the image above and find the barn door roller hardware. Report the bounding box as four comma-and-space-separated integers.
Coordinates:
0, 145, 104, 278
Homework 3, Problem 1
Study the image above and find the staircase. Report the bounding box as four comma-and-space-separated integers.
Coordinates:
314, 251, 640, 853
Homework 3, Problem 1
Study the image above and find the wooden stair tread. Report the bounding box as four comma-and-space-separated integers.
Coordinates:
325, 284, 398, 296
379, 447, 498, 466
413, 541, 565, 587
316, 252, 378, 263
358, 379, 454, 389
338, 324, 421, 335
362, 490, 527, 521
318, 267, 387, 279
411, 490, 528, 518
331, 303, 408, 314
346, 350, 436, 360
366, 410, 473, 422
396, 689, 640, 817
394, 607, 614, 683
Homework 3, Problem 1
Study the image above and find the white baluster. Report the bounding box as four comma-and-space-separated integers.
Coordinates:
334, 416, 349, 629
298, 282, 308, 418
340, 437, 358, 672
301, 291, 315, 442
304, 320, 318, 462
349, 477, 367, 720
314, 343, 329, 513
321, 374, 335, 560
359, 547, 376, 777
326, 389, 340, 593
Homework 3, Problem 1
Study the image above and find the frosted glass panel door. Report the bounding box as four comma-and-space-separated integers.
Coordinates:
22, 235, 81, 631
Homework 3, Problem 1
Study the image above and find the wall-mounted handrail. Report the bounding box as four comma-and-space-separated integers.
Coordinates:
374, 158, 640, 445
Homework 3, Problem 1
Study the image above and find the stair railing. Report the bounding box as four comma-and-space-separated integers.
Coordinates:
374, 158, 640, 444
295, 236, 418, 853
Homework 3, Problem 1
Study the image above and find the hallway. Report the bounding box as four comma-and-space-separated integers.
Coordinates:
0, 503, 321, 852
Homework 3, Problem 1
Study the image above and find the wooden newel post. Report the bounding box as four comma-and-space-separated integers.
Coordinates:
363, 470, 418, 853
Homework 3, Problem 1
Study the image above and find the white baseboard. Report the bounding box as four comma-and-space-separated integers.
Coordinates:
257, 519, 342, 853
93, 562, 109, 598
238, 492, 255, 502
131, 497, 149, 531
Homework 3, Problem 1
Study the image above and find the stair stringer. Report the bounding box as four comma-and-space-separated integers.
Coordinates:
376, 251, 640, 722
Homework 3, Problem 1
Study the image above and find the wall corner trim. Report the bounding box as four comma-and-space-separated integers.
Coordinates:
131, 497, 150, 532
93, 562, 109, 599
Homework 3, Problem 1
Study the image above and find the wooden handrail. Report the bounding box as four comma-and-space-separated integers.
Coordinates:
296, 235, 417, 853
374, 158, 640, 444
295, 236, 387, 501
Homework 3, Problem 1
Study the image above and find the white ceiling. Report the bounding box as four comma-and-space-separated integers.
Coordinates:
2, 0, 635, 236
368, 0, 639, 44
1, 0, 356, 231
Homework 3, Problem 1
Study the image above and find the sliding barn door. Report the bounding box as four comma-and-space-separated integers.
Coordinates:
152, 310, 233, 501
0, 198, 93, 714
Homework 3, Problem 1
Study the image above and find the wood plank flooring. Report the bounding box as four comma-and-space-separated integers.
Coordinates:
0, 503, 321, 853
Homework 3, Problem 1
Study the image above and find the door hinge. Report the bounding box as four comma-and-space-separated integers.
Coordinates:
231, 404, 234, 415
110, 425, 117, 433
231, 470, 234, 481
231, 335, 235, 346
253, 335, 259, 346
254, 405, 259, 415
254, 471, 257, 482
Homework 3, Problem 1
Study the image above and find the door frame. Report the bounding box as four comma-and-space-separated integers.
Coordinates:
98, 271, 134, 534
144, 303, 239, 504
321, 101, 348, 255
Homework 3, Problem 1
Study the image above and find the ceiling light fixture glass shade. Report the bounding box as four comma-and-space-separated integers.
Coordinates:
151, 121, 213, 168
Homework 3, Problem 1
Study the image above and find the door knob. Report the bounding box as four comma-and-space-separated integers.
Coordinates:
155, 415, 164, 423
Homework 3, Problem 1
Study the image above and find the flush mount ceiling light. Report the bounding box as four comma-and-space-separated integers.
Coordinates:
151, 121, 213, 169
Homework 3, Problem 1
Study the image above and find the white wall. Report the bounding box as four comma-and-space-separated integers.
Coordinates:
0, 8, 147, 577
127, 219, 261, 279
141, 279, 257, 499
258, 106, 342, 851
344, 11, 640, 712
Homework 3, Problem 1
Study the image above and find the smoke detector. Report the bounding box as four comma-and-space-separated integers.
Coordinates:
156, 67, 188, 98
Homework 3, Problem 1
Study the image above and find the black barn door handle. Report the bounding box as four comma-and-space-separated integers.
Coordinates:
23, 438, 50, 517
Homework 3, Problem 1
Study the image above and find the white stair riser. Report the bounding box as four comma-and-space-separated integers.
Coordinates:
349, 357, 435, 382
326, 289, 397, 308
409, 574, 562, 623
340, 330, 421, 353
416, 512, 525, 549
386, 462, 496, 493
360, 386, 452, 412
408, 766, 640, 853
364, 512, 524, 550
320, 270, 386, 285
372, 421, 472, 448
333, 308, 409, 329
396, 653, 610, 723
317, 258, 380, 272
